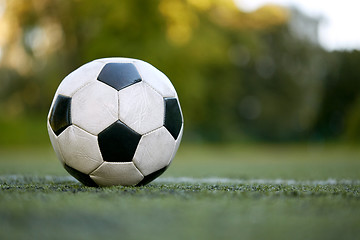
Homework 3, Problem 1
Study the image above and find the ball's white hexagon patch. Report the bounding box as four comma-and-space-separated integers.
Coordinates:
118, 82, 164, 135
57, 125, 103, 174
90, 162, 144, 186
133, 126, 176, 176
72, 81, 118, 135
55, 61, 105, 97
134, 60, 177, 98
47, 121, 65, 165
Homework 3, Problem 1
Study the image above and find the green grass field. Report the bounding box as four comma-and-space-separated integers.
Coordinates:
1, 143, 360, 240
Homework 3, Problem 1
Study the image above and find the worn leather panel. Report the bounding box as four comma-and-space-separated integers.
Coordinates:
47, 121, 65, 165
169, 124, 183, 165
55, 61, 105, 97
71, 81, 118, 135
134, 60, 176, 98
90, 162, 144, 186
118, 82, 164, 135
58, 125, 103, 174
133, 126, 175, 176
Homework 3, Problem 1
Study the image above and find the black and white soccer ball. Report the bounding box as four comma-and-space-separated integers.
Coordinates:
47, 58, 183, 187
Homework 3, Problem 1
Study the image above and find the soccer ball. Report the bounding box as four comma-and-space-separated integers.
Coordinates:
47, 58, 183, 187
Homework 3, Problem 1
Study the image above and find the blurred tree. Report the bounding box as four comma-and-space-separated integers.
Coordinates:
0, 0, 289, 144
234, 25, 327, 141
2, 0, 358, 144
314, 50, 360, 141
344, 96, 360, 142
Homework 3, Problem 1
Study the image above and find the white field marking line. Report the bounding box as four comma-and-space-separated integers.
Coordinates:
154, 177, 360, 185
0, 175, 77, 183
0, 175, 359, 185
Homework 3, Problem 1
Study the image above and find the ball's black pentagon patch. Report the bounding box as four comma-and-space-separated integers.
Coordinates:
97, 63, 142, 90
164, 98, 183, 140
98, 120, 141, 162
49, 95, 72, 136
64, 164, 98, 187
136, 166, 168, 186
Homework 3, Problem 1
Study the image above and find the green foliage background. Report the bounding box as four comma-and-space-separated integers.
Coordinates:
0, 0, 360, 145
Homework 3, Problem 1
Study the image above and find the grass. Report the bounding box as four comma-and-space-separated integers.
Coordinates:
0, 143, 360, 240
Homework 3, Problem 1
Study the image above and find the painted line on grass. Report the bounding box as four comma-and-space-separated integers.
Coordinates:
154, 177, 360, 185
0, 175, 76, 183
0, 175, 359, 185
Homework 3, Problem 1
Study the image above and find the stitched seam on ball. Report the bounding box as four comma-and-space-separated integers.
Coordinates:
67, 62, 106, 97
71, 81, 95, 97
132, 62, 159, 94
89, 161, 105, 176
47, 121, 67, 166
142, 80, 167, 99
141, 125, 164, 137
55, 131, 68, 166
117, 90, 121, 120
72, 123, 97, 137
128, 76, 167, 129
132, 61, 172, 98
131, 161, 145, 180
